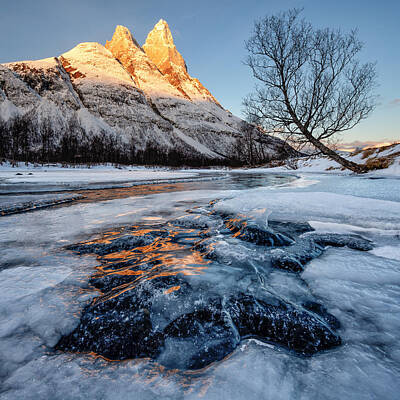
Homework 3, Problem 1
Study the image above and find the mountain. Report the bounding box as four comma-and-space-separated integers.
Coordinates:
0, 20, 294, 166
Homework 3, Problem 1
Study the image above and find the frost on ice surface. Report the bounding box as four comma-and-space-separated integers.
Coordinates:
0, 265, 73, 303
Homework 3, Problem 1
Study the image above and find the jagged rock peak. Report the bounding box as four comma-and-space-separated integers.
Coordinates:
143, 19, 187, 72
152, 19, 176, 48
105, 23, 181, 93
106, 25, 142, 52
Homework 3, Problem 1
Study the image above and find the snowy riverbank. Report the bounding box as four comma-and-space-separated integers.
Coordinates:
0, 163, 224, 214
0, 163, 201, 188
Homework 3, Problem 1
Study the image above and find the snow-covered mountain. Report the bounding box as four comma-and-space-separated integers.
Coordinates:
0, 20, 294, 166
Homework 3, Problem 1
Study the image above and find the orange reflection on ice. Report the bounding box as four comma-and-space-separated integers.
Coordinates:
87, 226, 210, 305
225, 216, 246, 234
164, 285, 181, 294
76, 182, 189, 203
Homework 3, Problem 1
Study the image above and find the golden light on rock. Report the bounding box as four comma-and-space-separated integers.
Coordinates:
143, 19, 187, 73
104, 19, 220, 103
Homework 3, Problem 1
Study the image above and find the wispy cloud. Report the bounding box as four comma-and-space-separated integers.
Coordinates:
337, 140, 399, 152
389, 98, 400, 107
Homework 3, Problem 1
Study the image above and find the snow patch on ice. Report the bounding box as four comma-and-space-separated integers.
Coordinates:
370, 246, 400, 261
215, 190, 400, 230
309, 220, 400, 236
0, 266, 72, 302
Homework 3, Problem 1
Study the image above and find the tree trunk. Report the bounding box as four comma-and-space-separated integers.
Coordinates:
281, 86, 366, 174
304, 132, 365, 173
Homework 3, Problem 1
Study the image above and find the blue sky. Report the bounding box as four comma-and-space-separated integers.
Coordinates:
1, 0, 398, 145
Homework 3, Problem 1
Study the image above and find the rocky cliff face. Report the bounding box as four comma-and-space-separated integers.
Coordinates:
0, 20, 293, 166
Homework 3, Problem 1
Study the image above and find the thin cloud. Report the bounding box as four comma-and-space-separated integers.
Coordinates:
337, 140, 399, 152
389, 98, 400, 107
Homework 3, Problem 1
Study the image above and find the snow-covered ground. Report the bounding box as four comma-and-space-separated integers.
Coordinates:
0, 163, 199, 188
1, 171, 399, 399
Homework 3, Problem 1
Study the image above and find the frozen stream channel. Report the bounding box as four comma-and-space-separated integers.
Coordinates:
0, 172, 399, 399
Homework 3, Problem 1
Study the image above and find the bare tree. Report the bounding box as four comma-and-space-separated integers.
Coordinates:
244, 8, 377, 172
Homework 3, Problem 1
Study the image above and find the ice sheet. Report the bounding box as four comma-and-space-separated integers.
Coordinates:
1, 172, 400, 399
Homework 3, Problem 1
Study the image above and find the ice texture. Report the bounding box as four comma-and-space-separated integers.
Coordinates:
1, 172, 400, 399
57, 215, 342, 368
0, 193, 83, 215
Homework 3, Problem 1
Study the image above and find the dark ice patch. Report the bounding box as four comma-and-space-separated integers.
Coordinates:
270, 238, 324, 272
66, 232, 161, 255
307, 233, 373, 251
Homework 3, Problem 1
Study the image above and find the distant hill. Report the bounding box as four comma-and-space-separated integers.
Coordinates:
272, 143, 400, 176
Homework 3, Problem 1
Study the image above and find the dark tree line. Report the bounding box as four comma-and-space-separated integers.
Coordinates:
0, 114, 125, 165
233, 122, 295, 166
0, 113, 263, 167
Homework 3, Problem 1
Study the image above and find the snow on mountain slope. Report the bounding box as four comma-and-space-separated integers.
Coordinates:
59, 42, 175, 149
5, 57, 81, 110
0, 21, 293, 165
0, 99, 19, 122
1, 44, 203, 158
0, 64, 41, 109
61, 42, 135, 86
0, 60, 78, 140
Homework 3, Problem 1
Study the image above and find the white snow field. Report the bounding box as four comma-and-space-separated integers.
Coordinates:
1, 172, 400, 399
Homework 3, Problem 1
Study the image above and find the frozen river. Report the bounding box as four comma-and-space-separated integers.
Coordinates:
0, 172, 399, 399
